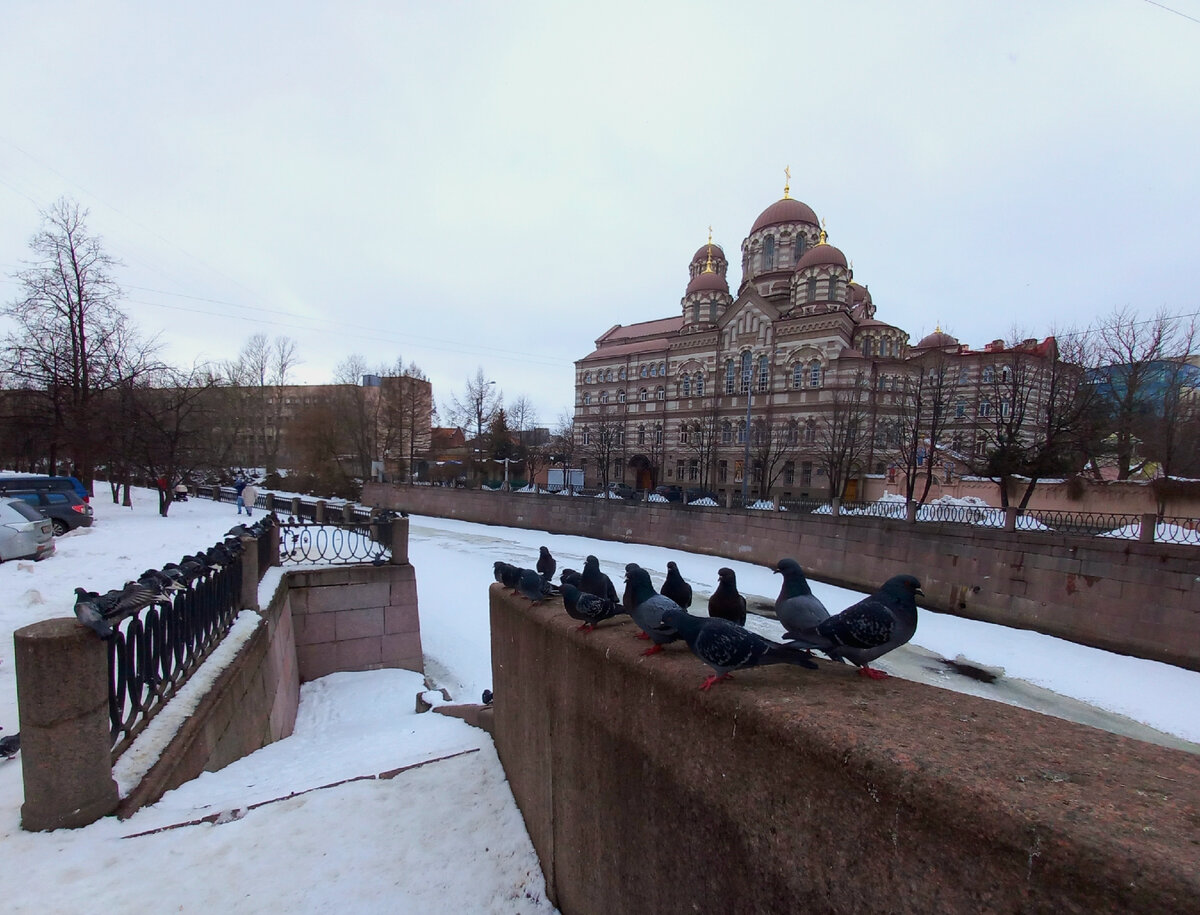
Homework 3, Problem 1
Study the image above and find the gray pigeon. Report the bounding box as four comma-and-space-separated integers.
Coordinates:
536, 546, 557, 581
0, 731, 19, 760
661, 607, 818, 690
73, 597, 114, 639
707, 567, 747, 626
773, 558, 829, 640
518, 567, 558, 604
660, 561, 693, 609
790, 574, 923, 679
625, 564, 684, 656
561, 583, 627, 632
580, 555, 619, 604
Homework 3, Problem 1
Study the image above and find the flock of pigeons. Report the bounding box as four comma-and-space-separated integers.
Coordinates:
72, 517, 276, 640
494, 548, 923, 691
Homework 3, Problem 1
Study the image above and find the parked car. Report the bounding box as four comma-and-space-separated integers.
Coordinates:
0, 499, 55, 562
0, 474, 89, 503
606, 482, 638, 500
6, 490, 94, 536
653, 485, 683, 502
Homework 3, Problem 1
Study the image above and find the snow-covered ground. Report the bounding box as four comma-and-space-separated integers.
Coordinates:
2, 486, 1198, 913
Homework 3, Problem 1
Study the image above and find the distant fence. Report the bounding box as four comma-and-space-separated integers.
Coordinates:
484, 484, 1200, 546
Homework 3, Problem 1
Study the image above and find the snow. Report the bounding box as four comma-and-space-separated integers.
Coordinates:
687, 497, 719, 507
2, 485, 1198, 912
1099, 521, 1198, 545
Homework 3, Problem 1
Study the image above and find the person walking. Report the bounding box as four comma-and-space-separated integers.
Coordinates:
235, 474, 248, 514
241, 481, 259, 518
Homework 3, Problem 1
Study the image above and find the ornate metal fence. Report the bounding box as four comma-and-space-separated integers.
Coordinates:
276, 513, 393, 565
108, 544, 245, 757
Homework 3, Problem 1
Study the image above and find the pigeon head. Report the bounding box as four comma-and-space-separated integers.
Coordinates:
774, 558, 812, 595
539, 546, 551, 557
584, 555, 600, 570
666, 561, 678, 572
717, 567, 736, 584
624, 565, 657, 603
559, 568, 581, 587
880, 574, 923, 605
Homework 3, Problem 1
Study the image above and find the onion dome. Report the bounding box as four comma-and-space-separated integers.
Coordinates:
796, 243, 848, 271
691, 242, 726, 265
686, 270, 729, 294
913, 328, 960, 350
750, 197, 819, 233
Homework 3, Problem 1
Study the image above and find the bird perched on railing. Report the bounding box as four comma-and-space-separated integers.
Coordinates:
580, 555, 619, 604
536, 546, 556, 582
660, 607, 818, 691
138, 569, 185, 595
0, 729, 19, 760
561, 582, 626, 632
493, 561, 523, 594
786, 575, 923, 680
708, 567, 748, 627
773, 558, 829, 642
73, 591, 115, 638
625, 564, 685, 656
660, 561, 693, 610
518, 567, 559, 605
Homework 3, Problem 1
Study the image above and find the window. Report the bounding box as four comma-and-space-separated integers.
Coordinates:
638, 388, 648, 402
584, 371, 593, 383
649, 364, 657, 377
863, 338, 873, 357
721, 421, 732, 445
617, 389, 626, 403
658, 363, 666, 376
982, 365, 995, 384
637, 424, 646, 445
763, 235, 775, 270
676, 461, 685, 479
809, 360, 821, 388
725, 359, 736, 394
739, 352, 752, 393
881, 339, 891, 357
793, 363, 804, 388
604, 369, 612, 382
804, 419, 816, 444
681, 375, 691, 397
599, 391, 609, 404
737, 420, 747, 444
694, 373, 705, 396
757, 354, 769, 392
618, 367, 626, 380
583, 392, 592, 405
612, 459, 623, 476
801, 461, 813, 485
654, 386, 665, 400
784, 461, 795, 485
581, 426, 591, 445
718, 460, 728, 483
828, 276, 840, 302
979, 396, 992, 417
952, 432, 963, 451
877, 373, 886, 391
786, 421, 799, 446
1000, 398, 1011, 418
794, 235, 806, 263
752, 461, 763, 484
679, 423, 689, 444
955, 398, 966, 418
640, 365, 649, 378
616, 428, 625, 446
806, 276, 818, 302
654, 424, 662, 444
691, 303, 699, 324
1000, 365, 1012, 383
688, 460, 699, 482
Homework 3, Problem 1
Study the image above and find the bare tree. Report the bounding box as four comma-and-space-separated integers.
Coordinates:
681, 399, 721, 491
579, 405, 625, 492
222, 332, 300, 472
2, 198, 148, 489
446, 367, 501, 485
891, 350, 959, 508
507, 394, 538, 446
816, 372, 870, 501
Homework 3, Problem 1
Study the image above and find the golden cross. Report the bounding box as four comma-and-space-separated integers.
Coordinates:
783, 165, 791, 199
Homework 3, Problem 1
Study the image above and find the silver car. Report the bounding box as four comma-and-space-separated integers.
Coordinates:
0, 498, 55, 562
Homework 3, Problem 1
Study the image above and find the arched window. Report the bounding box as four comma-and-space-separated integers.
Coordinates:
604, 369, 612, 382
979, 396, 992, 417
599, 390, 609, 404
721, 421, 732, 445
681, 375, 692, 397
640, 365, 649, 378
804, 419, 816, 444
739, 351, 752, 393
763, 235, 775, 270
982, 365, 995, 384
806, 276, 818, 302
584, 371, 593, 383
863, 338, 874, 357
583, 392, 592, 405
725, 359, 736, 394
581, 426, 591, 446
786, 421, 799, 446
694, 373, 705, 396
794, 234, 806, 263
828, 276, 840, 302
691, 303, 699, 324
637, 424, 646, 445
618, 367, 626, 380
737, 420, 747, 444
654, 386, 665, 400
658, 362, 666, 376
617, 389, 626, 403
757, 354, 769, 392
678, 423, 689, 444
792, 363, 804, 388
653, 423, 663, 444
639, 388, 648, 402
649, 364, 657, 378
1000, 365, 1012, 383
809, 360, 821, 388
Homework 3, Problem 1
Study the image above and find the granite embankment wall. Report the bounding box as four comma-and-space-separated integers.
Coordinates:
366, 483, 1200, 671
489, 585, 1200, 914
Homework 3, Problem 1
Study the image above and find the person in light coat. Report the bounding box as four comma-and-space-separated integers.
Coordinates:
240, 482, 259, 517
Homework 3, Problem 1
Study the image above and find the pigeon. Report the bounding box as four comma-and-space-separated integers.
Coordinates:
138, 569, 185, 594
73, 596, 114, 638
518, 567, 558, 604
561, 583, 626, 632
661, 607, 818, 690
226, 523, 253, 539
773, 558, 829, 641
660, 561, 693, 609
707, 567, 748, 626
536, 546, 557, 582
0, 732, 18, 760
481, 689, 493, 705
624, 564, 685, 656
789, 575, 923, 679
580, 555, 619, 604
559, 568, 582, 588
493, 561, 523, 594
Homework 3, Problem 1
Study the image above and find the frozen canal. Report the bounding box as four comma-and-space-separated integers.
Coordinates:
408, 514, 1200, 754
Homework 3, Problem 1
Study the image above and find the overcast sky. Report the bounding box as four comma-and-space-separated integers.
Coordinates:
1, 0, 1197, 427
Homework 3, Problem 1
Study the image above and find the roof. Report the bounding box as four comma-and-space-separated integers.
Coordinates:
685, 271, 730, 295
691, 242, 726, 264
796, 243, 848, 271
750, 197, 819, 233
913, 330, 960, 350
596, 316, 683, 344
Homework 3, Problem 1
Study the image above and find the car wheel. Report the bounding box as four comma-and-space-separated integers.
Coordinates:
52, 519, 68, 537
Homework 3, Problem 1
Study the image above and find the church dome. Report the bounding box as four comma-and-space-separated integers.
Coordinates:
750, 197, 819, 233
914, 329, 959, 350
691, 242, 726, 265
796, 243, 848, 271
686, 270, 729, 295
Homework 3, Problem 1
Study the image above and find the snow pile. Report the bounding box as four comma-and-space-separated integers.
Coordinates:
1098, 521, 1198, 545
746, 500, 779, 511
687, 497, 719, 507
648, 493, 669, 503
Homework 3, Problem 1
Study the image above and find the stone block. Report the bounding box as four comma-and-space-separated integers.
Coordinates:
382, 631, 423, 665
335, 606, 385, 641
335, 636, 383, 671
297, 643, 340, 682
305, 580, 391, 614
385, 604, 421, 634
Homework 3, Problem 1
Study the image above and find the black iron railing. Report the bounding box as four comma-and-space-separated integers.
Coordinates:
276, 513, 393, 565
108, 546, 245, 757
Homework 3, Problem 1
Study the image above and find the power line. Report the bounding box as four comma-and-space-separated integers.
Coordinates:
1140, 0, 1200, 25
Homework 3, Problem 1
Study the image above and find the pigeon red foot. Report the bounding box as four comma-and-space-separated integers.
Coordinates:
858, 665, 889, 680
699, 673, 733, 691
641, 644, 665, 656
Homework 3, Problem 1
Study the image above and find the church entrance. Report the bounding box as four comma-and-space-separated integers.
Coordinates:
629, 454, 655, 491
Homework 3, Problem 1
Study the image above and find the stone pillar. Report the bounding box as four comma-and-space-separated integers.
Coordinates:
240, 534, 260, 611
1004, 507, 1018, 533
267, 518, 281, 568
264, 492, 275, 513
905, 501, 918, 524
213, 485, 222, 502
315, 500, 327, 524
390, 515, 410, 565
342, 503, 354, 523
725, 490, 734, 509
1140, 514, 1157, 544
15, 618, 119, 830
290, 496, 302, 518
772, 495, 781, 512
831, 498, 841, 518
